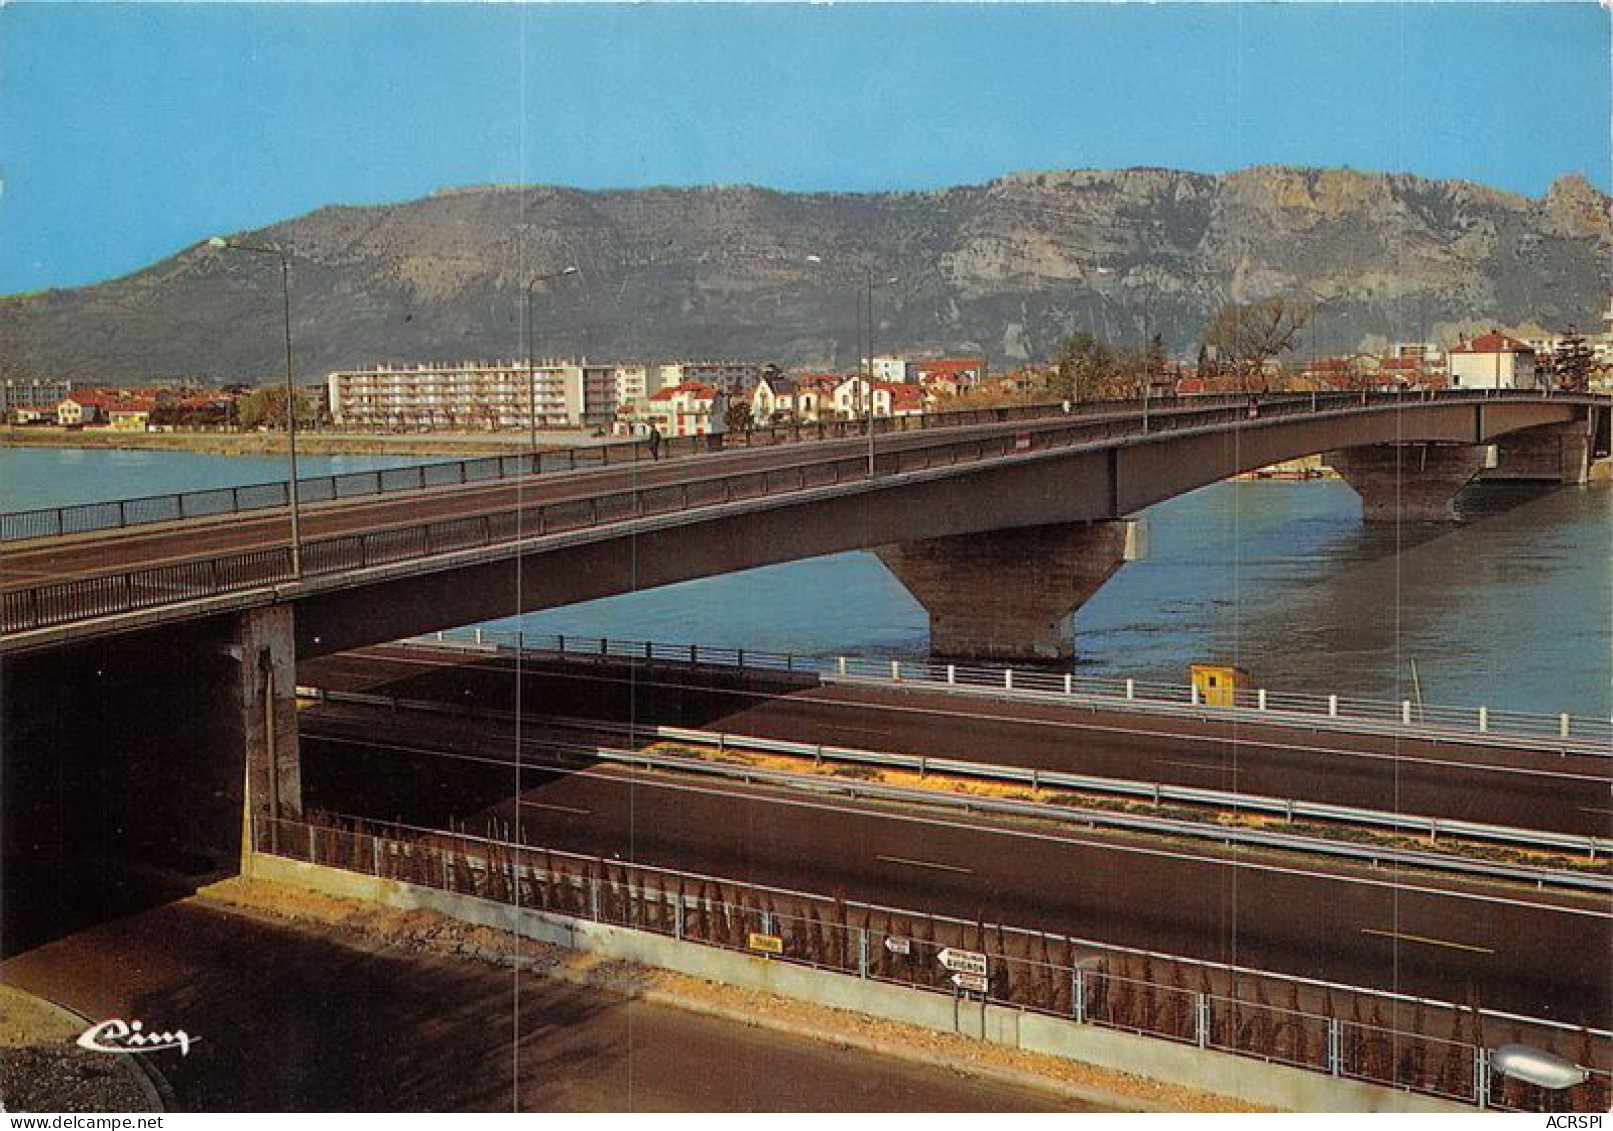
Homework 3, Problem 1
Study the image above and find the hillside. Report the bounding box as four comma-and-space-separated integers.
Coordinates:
1, 166, 1607, 384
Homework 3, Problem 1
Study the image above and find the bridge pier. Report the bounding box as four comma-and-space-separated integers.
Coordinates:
1327, 443, 1490, 523
876, 520, 1145, 662
235, 605, 304, 847
1485, 420, 1594, 484
0, 605, 301, 954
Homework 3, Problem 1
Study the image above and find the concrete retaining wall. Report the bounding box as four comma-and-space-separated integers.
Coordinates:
249, 852, 1467, 1113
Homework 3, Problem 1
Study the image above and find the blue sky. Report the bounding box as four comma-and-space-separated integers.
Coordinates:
2, 2, 1607, 295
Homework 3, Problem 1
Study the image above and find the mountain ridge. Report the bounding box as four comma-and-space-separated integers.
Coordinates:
2, 165, 1606, 385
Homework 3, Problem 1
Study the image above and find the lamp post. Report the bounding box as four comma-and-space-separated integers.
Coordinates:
208, 236, 303, 579
524, 266, 580, 459
807, 255, 897, 477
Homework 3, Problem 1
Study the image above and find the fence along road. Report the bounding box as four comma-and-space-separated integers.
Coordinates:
289, 703, 1613, 1031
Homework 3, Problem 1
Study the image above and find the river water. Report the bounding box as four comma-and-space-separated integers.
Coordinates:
4, 446, 1608, 717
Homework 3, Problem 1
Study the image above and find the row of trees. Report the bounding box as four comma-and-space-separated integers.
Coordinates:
1055, 297, 1313, 401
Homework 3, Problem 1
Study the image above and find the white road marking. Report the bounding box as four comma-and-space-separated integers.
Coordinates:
1360, 928, 1494, 955
876, 855, 974, 875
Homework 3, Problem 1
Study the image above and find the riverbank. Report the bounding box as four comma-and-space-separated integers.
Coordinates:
0, 427, 574, 458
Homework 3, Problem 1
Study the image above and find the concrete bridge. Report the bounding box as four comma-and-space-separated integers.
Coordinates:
1, 389, 1607, 951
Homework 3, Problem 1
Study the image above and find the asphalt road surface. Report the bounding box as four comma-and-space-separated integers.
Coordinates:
0, 897, 1090, 1112
301, 646, 1613, 840
297, 700, 1613, 1031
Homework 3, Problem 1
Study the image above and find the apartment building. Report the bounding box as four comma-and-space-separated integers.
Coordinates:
327, 360, 617, 430
3, 379, 73, 417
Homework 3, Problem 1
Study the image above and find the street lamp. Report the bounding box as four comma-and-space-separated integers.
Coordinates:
525, 266, 580, 459
807, 255, 897, 477
208, 235, 303, 579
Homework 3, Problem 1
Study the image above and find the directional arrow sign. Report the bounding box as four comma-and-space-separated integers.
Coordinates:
937, 947, 988, 977
883, 936, 911, 955
952, 972, 990, 993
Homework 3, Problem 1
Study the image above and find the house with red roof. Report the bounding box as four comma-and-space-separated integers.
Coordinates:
645, 380, 722, 436
1448, 330, 1539, 390
873, 381, 926, 418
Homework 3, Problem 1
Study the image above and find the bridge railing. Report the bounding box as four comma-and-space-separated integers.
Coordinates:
2, 389, 1596, 638
1, 386, 1574, 544
254, 811, 1613, 1113
413, 627, 1613, 757
0, 394, 1256, 545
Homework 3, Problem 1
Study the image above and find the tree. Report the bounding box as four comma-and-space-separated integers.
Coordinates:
1548, 327, 1595, 393
724, 397, 754, 433
237, 385, 317, 430
1055, 331, 1119, 402
1203, 298, 1312, 392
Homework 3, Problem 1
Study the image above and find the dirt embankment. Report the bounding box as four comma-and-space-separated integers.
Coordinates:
199, 876, 1263, 1114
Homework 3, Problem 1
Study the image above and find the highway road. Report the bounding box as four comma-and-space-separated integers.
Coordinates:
295, 697, 1613, 1030
301, 645, 1613, 841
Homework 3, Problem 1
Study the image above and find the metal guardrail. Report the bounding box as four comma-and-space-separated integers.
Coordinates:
634, 721, 1613, 859
0, 393, 1262, 544
256, 813, 1613, 1112
299, 688, 1613, 891
412, 627, 1613, 759
3, 388, 1601, 639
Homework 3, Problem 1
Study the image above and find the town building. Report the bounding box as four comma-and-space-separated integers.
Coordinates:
865, 356, 917, 383
107, 397, 158, 431
1447, 331, 1539, 390
873, 381, 926, 418
57, 392, 114, 426
612, 363, 672, 410
326, 360, 617, 431
916, 357, 987, 389
3, 379, 73, 417
655, 361, 765, 396
750, 374, 800, 423
643, 381, 727, 437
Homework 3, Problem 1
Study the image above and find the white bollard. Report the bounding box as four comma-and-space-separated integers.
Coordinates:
891, 660, 901, 681
474, 627, 484, 644
1560, 713, 1571, 738
1257, 689, 1267, 711
1065, 673, 1073, 695
1328, 694, 1338, 717
1478, 706, 1488, 733
946, 664, 956, 685
1125, 678, 1134, 700
1005, 669, 1014, 690
1191, 684, 1200, 706
838, 656, 847, 676
1402, 700, 1412, 725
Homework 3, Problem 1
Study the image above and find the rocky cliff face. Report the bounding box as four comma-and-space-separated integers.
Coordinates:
2, 166, 1606, 384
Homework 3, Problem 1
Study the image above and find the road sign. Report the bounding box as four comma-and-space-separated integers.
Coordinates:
937, 947, 988, 977
951, 972, 989, 993
883, 936, 911, 955
747, 932, 783, 955
1014, 430, 1032, 452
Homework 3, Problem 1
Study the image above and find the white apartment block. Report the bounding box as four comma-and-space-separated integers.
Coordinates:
327, 360, 616, 431
612, 363, 674, 410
